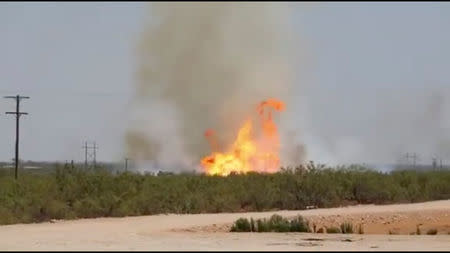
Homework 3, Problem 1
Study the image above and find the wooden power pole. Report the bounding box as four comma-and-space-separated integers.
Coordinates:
4, 95, 30, 180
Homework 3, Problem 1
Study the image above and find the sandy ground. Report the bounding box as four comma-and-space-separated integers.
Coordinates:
0, 200, 449, 251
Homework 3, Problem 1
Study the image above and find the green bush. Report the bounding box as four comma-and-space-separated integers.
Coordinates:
231, 215, 311, 233
0, 164, 449, 225
340, 222, 354, 234
289, 215, 311, 232
327, 227, 341, 233
256, 218, 270, 232
250, 218, 256, 232
268, 214, 291, 232
230, 218, 251, 232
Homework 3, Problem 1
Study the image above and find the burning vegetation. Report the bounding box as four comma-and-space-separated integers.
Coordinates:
201, 98, 285, 176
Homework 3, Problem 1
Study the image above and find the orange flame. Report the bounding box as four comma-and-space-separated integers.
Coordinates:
204, 129, 219, 152
201, 98, 285, 176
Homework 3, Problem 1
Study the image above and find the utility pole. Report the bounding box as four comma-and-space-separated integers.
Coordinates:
83, 141, 88, 169
405, 152, 418, 169
432, 157, 437, 169
93, 142, 97, 168
82, 141, 98, 169
125, 158, 129, 171
4, 95, 29, 180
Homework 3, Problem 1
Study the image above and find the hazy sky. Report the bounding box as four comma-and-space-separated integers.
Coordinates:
1, 2, 450, 166
0, 2, 146, 163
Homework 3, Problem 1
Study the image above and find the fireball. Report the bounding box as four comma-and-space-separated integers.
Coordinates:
201, 98, 285, 176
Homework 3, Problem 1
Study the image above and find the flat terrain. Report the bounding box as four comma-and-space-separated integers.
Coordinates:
0, 200, 449, 251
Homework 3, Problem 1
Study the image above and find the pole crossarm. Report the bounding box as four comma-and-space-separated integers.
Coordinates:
6, 112, 28, 115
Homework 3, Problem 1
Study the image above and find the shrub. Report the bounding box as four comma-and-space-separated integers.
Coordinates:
0, 207, 17, 225
426, 229, 438, 235
256, 218, 270, 232
232, 215, 311, 233
268, 214, 291, 232
1, 164, 450, 225
340, 222, 354, 234
230, 218, 251, 232
289, 215, 311, 232
358, 224, 364, 234
326, 227, 341, 233
250, 218, 256, 232
46, 199, 74, 220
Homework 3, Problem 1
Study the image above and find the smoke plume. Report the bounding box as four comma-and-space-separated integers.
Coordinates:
125, 2, 306, 172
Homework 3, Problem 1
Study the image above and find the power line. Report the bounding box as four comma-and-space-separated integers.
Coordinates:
1, 90, 128, 98
4, 95, 30, 180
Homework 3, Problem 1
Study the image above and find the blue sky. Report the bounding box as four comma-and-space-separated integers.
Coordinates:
1, 2, 450, 165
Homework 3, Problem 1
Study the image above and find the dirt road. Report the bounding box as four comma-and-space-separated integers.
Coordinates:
0, 200, 449, 251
